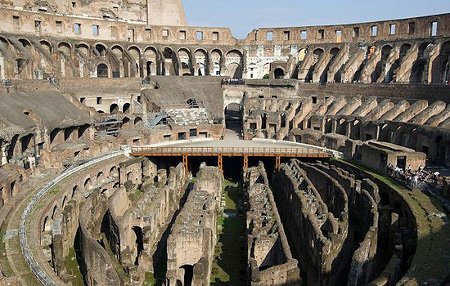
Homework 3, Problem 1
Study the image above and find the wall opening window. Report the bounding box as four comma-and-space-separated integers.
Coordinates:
92, 25, 99, 36
371, 25, 378, 37
408, 22, 416, 34
13, 16, 20, 30
145, 28, 151, 40
335, 30, 342, 43
353, 27, 360, 37
179, 30, 186, 40
284, 31, 290, 41
111, 26, 117, 38
389, 24, 396, 35
212, 32, 219, 41
96, 97, 102, 104
74, 23, 81, 34
431, 21, 438, 37
35, 20, 42, 34
56, 21, 62, 33
162, 29, 169, 38
300, 30, 307, 40
318, 29, 324, 40
266, 31, 273, 41
127, 28, 135, 42
196, 31, 204, 40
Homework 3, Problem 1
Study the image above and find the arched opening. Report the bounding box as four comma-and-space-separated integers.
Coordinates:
163, 47, 175, 76
144, 47, 157, 76
50, 128, 61, 145
439, 41, 450, 84
97, 171, 105, 182
225, 50, 243, 79
128, 46, 141, 77
123, 103, 130, 113
110, 104, 119, 114
306, 48, 324, 82
122, 117, 130, 128
211, 49, 223, 76
225, 103, 242, 134
194, 49, 207, 76
72, 186, 78, 198
410, 42, 432, 83
97, 63, 109, 78
83, 178, 92, 190
274, 68, 285, 79
134, 117, 143, 126
180, 265, 194, 286
178, 48, 191, 74
95, 44, 107, 57
371, 45, 392, 82
132, 226, 144, 265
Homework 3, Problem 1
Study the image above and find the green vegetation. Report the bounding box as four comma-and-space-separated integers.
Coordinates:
143, 272, 155, 286
0, 222, 13, 277
211, 179, 246, 286
64, 247, 84, 286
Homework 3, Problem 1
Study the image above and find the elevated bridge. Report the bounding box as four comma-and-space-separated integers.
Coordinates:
130, 135, 334, 173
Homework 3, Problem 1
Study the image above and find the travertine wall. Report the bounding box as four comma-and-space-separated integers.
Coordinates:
166, 164, 222, 286
245, 163, 300, 285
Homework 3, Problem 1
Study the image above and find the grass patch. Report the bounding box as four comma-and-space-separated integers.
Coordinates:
143, 272, 155, 286
211, 179, 246, 286
0, 222, 13, 277
64, 247, 84, 286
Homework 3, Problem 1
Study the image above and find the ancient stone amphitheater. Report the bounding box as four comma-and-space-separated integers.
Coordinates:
0, 1, 449, 286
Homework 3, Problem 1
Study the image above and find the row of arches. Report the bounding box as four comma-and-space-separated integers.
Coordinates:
0, 35, 245, 79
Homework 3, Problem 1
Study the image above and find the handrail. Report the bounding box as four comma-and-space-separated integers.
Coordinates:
19, 151, 124, 286
130, 146, 333, 157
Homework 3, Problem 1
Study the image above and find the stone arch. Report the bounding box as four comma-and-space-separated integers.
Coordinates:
122, 117, 131, 128
83, 178, 92, 190
178, 48, 191, 73
123, 103, 131, 113
143, 46, 158, 76
128, 46, 142, 77
72, 185, 78, 198
57, 42, 71, 56
134, 117, 143, 126
210, 49, 223, 76
39, 40, 53, 54
225, 50, 243, 79
298, 48, 307, 62
97, 171, 105, 182
439, 41, 450, 84
110, 103, 119, 114
371, 45, 393, 82
95, 43, 107, 57
274, 68, 285, 79
109, 166, 118, 177
51, 204, 58, 219
194, 48, 208, 76
163, 47, 176, 75
76, 42, 90, 57
61, 195, 67, 209
50, 128, 61, 145
18, 38, 32, 49
410, 42, 432, 83
97, 63, 109, 78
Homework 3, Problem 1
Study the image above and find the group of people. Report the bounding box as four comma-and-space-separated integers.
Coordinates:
387, 164, 442, 189
221, 78, 245, 85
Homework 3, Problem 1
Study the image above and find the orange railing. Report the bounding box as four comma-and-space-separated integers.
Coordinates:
130, 146, 333, 158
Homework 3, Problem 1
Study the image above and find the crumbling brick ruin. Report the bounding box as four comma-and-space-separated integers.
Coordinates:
245, 163, 300, 285
166, 164, 222, 286
0, 0, 449, 285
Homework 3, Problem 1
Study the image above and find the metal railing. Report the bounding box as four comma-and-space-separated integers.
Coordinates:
131, 146, 333, 157
19, 151, 123, 286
